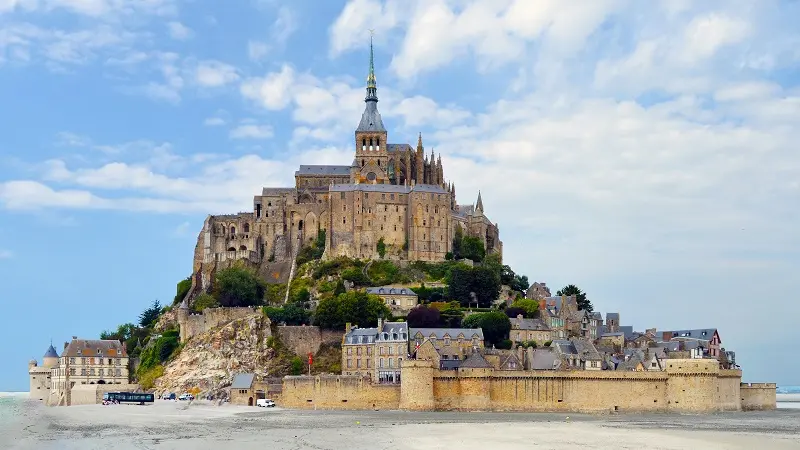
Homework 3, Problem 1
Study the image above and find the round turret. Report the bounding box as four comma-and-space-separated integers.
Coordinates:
43, 344, 59, 369
28, 359, 37, 369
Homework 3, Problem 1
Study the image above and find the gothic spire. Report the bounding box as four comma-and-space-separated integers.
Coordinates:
476, 190, 484, 213
417, 132, 423, 149
366, 31, 378, 103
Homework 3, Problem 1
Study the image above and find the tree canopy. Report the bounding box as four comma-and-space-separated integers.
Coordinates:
447, 264, 501, 308
174, 276, 191, 305
314, 291, 391, 330
212, 265, 265, 307
406, 305, 441, 328
510, 298, 539, 317
138, 300, 162, 328
557, 284, 593, 312
461, 311, 511, 346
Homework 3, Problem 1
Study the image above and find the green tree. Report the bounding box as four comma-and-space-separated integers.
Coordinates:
313, 291, 390, 330
174, 276, 192, 305
263, 303, 311, 325
446, 265, 473, 305
439, 303, 464, 328
461, 236, 486, 262
213, 265, 265, 307
192, 293, 219, 312
452, 225, 463, 259
290, 356, 304, 375
510, 298, 539, 317
139, 300, 162, 328
470, 266, 501, 307
557, 284, 593, 312
462, 311, 511, 347
333, 279, 346, 296
376, 237, 386, 258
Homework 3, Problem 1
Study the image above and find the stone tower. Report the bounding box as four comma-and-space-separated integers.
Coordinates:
43, 342, 59, 369
353, 34, 389, 184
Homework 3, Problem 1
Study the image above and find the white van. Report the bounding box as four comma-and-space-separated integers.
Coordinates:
256, 399, 275, 407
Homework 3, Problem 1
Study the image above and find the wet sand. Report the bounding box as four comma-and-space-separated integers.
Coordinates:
4, 399, 800, 450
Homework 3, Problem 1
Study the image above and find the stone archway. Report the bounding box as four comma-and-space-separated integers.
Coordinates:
248, 397, 253, 406
305, 211, 318, 243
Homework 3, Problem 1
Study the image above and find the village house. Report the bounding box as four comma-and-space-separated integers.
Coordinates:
365, 286, 418, 314
342, 320, 408, 383
660, 329, 721, 358
509, 314, 552, 345
410, 327, 484, 365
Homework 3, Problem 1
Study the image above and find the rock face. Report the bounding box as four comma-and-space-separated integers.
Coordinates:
154, 313, 273, 397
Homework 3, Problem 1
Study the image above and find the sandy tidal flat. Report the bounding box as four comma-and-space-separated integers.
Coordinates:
4, 399, 800, 450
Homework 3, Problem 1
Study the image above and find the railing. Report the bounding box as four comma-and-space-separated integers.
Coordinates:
203, 250, 261, 264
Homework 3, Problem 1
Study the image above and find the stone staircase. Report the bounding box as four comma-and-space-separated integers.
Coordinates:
283, 234, 302, 304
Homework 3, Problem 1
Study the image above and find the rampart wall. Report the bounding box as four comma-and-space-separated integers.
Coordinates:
280, 375, 401, 410
279, 359, 771, 413
740, 382, 777, 410
276, 326, 342, 357
178, 307, 260, 343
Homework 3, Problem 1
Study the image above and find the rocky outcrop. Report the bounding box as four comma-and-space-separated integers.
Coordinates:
154, 313, 274, 398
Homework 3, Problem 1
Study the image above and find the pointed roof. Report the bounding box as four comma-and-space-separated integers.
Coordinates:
417, 132, 423, 149
476, 191, 484, 212
44, 344, 59, 359
356, 34, 386, 133
460, 351, 492, 369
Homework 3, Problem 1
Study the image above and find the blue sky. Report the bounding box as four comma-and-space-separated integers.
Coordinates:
1, 0, 799, 391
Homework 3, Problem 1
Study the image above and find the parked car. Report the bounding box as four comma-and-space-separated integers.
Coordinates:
165, 393, 176, 400
256, 399, 276, 408
178, 393, 194, 401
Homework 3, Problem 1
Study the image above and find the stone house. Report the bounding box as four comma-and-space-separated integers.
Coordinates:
342, 320, 409, 384
365, 286, 418, 314
538, 297, 567, 339
47, 338, 130, 405
525, 281, 551, 300
588, 312, 604, 339
509, 315, 552, 345
660, 329, 721, 358
552, 338, 603, 370
529, 348, 560, 370
606, 313, 620, 333
410, 328, 484, 362
597, 332, 625, 349
230, 373, 259, 406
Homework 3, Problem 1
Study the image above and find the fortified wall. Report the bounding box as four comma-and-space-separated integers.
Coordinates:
276, 326, 342, 357
177, 307, 260, 343
740, 382, 778, 410
280, 359, 776, 413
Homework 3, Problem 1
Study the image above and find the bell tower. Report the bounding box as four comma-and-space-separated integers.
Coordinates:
353, 31, 389, 183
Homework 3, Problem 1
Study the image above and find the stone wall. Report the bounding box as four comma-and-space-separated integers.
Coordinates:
279, 359, 769, 413
69, 384, 142, 406
740, 383, 777, 410
178, 307, 260, 343
276, 326, 342, 357
280, 375, 401, 410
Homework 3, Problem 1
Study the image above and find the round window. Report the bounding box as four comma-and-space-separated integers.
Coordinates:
367, 172, 377, 181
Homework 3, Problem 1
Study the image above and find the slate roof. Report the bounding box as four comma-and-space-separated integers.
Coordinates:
231, 373, 255, 389
367, 287, 417, 296
43, 344, 59, 358
386, 143, 412, 153
619, 326, 635, 340
661, 329, 718, 341
460, 352, 493, 369
261, 187, 295, 196
329, 183, 448, 194
606, 312, 620, 321
379, 321, 408, 337
295, 165, 351, 176
344, 327, 379, 344
571, 338, 603, 361
510, 317, 550, 331
655, 341, 681, 352
410, 328, 484, 340
601, 332, 625, 337
61, 339, 126, 358
616, 355, 644, 371
590, 312, 603, 321
356, 101, 386, 132
530, 349, 559, 370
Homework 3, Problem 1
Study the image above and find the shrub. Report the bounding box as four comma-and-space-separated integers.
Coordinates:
496, 339, 513, 350
407, 305, 441, 328
192, 293, 219, 312
290, 356, 304, 375
543, 340, 552, 347
376, 237, 386, 258
138, 365, 164, 390
314, 291, 391, 330
510, 298, 539, 317
173, 276, 192, 305
213, 265, 265, 307
460, 311, 511, 347
263, 303, 311, 325
341, 267, 370, 285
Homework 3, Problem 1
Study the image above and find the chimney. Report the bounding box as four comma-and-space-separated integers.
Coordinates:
539, 299, 546, 311
345, 323, 352, 334
517, 314, 524, 321
72, 336, 77, 340
378, 317, 383, 331
64, 342, 69, 350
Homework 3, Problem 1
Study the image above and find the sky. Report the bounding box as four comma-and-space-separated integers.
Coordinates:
1, 0, 799, 391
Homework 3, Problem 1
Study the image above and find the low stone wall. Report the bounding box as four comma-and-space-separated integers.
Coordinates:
280, 375, 401, 410
741, 382, 777, 410
70, 384, 142, 406
179, 307, 260, 343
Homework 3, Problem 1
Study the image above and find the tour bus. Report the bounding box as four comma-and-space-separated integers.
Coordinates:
103, 392, 155, 405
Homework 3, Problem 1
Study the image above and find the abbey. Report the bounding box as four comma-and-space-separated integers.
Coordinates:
198, 40, 501, 268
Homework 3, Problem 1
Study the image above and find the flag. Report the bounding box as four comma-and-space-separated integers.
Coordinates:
308, 352, 313, 366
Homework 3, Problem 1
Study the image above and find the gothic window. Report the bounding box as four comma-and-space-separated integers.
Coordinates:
362, 139, 366, 150
230, 226, 236, 235
376, 137, 380, 147
244, 223, 250, 233
367, 172, 377, 181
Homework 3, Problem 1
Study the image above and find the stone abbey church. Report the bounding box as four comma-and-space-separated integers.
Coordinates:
193, 40, 501, 279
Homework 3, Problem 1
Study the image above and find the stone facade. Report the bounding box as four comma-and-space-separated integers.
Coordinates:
365, 286, 418, 314
341, 320, 408, 383
740, 382, 777, 410
280, 358, 775, 413
183, 39, 502, 308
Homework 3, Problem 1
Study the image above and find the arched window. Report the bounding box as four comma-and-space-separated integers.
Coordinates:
376, 137, 380, 147
239, 245, 247, 251
244, 223, 250, 233
230, 226, 236, 235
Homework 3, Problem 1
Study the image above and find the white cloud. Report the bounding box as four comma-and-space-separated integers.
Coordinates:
203, 117, 226, 126
229, 124, 274, 140
679, 14, 751, 63
167, 21, 193, 40
194, 60, 239, 87
240, 64, 295, 110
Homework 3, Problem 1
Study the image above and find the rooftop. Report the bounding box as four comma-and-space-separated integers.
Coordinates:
366, 286, 417, 296
61, 338, 126, 358
295, 165, 351, 176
